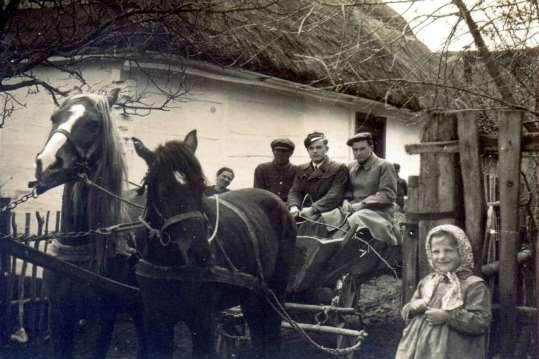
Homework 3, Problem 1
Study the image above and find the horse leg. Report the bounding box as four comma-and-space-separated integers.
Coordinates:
49, 301, 77, 359
241, 293, 283, 359
131, 304, 148, 359
186, 309, 218, 359
143, 310, 175, 359
93, 302, 117, 359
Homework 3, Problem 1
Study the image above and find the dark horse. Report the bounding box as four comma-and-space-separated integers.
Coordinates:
134, 131, 297, 359
33, 90, 147, 358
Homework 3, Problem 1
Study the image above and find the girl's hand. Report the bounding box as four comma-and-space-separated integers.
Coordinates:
401, 299, 427, 320
425, 308, 449, 325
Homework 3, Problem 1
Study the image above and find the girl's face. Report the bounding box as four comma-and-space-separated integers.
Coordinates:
430, 234, 461, 273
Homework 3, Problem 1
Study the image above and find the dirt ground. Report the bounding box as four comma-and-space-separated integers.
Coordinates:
1, 275, 404, 359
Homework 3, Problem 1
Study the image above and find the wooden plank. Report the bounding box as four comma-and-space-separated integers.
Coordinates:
402, 176, 419, 304
497, 110, 523, 359
0, 197, 11, 343
416, 113, 459, 279
37, 210, 51, 333
405, 133, 539, 154
281, 322, 365, 337
457, 111, 485, 272
405, 140, 459, 154
481, 249, 532, 277
29, 211, 44, 335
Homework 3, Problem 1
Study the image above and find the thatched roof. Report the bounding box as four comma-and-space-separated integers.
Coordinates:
159, 1, 435, 111
8, 0, 436, 111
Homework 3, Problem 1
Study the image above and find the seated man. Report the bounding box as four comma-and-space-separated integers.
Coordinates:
204, 167, 234, 196
343, 132, 401, 246
254, 138, 298, 203
288, 132, 348, 220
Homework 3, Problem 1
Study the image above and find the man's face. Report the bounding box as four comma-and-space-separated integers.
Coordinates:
307, 140, 328, 164
273, 149, 292, 165
216, 170, 234, 189
352, 140, 373, 163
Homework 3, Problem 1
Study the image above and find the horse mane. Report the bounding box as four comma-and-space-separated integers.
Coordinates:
68, 93, 127, 229
148, 140, 207, 207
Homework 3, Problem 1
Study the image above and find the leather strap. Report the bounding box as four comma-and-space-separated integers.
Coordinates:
219, 198, 265, 282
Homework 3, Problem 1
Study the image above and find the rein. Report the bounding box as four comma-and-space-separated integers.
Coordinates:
138, 194, 264, 284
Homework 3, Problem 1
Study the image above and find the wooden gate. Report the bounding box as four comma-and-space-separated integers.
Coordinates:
403, 110, 539, 358
0, 199, 60, 346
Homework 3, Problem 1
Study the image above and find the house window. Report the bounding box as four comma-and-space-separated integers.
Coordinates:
355, 112, 387, 158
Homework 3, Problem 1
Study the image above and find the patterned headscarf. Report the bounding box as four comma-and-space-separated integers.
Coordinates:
421, 224, 474, 310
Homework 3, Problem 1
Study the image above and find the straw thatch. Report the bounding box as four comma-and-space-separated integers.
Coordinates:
157, 0, 436, 111
8, 0, 437, 111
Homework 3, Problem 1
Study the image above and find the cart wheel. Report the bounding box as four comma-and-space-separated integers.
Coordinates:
334, 274, 361, 359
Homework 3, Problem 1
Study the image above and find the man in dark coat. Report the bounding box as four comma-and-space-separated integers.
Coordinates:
288, 132, 348, 220
254, 138, 298, 203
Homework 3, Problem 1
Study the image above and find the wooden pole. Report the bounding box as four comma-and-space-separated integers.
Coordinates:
457, 111, 485, 272
0, 197, 10, 343
497, 110, 523, 359
416, 113, 460, 279
402, 176, 419, 304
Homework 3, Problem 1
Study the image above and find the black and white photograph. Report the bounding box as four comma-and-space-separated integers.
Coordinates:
0, 0, 537, 358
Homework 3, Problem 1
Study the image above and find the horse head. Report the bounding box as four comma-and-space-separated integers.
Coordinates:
34, 89, 121, 194
135, 130, 211, 267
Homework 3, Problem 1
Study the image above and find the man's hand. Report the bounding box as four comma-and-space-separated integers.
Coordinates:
342, 199, 353, 214
425, 308, 449, 326
351, 201, 365, 212
289, 206, 300, 219
300, 207, 318, 219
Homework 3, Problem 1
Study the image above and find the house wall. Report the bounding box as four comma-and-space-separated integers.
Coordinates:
0, 60, 420, 224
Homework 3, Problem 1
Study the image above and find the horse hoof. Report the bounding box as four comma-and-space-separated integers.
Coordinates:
10, 328, 29, 344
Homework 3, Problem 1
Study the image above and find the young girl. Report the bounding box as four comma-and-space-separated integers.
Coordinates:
396, 224, 491, 359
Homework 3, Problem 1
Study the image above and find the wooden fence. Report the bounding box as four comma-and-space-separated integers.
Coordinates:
0, 200, 60, 346
403, 110, 539, 359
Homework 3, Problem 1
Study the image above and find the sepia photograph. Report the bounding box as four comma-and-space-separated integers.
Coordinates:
0, 0, 537, 358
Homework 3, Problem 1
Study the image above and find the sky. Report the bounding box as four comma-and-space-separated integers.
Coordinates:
385, 0, 539, 52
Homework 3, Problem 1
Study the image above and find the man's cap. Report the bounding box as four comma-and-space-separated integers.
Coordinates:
271, 138, 295, 152
346, 132, 373, 146
304, 131, 327, 148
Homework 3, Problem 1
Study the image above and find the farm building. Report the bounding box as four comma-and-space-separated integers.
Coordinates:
0, 1, 434, 217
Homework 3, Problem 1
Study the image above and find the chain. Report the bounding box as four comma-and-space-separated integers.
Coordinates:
0, 221, 145, 242
78, 174, 145, 209
0, 188, 39, 214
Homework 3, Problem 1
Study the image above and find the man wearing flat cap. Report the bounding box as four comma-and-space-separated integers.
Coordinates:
253, 138, 298, 203
343, 132, 401, 246
287, 132, 348, 220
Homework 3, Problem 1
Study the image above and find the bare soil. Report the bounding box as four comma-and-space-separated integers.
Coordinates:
1, 275, 404, 359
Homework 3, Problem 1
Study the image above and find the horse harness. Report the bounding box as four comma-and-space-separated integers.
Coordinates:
136, 195, 269, 295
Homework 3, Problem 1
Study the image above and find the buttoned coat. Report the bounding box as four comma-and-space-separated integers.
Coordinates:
254, 161, 298, 203
287, 159, 348, 213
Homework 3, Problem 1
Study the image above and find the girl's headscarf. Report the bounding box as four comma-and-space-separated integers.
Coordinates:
422, 224, 474, 310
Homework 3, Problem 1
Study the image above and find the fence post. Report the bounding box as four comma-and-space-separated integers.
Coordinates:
457, 111, 486, 272
497, 110, 523, 359
0, 197, 11, 343
402, 176, 419, 304
416, 113, 460, 279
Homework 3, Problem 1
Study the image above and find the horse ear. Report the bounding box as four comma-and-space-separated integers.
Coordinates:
132, 137, 155, 166
107, 88, 121, 107
184, 130, 198, 153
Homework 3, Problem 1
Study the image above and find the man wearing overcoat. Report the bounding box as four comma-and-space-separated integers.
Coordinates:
254, 138, 298, 203
343, 132, 401, 246
288, 132, 348, 220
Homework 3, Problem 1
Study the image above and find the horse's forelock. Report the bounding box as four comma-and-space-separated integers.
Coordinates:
152, 140, 207, 196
